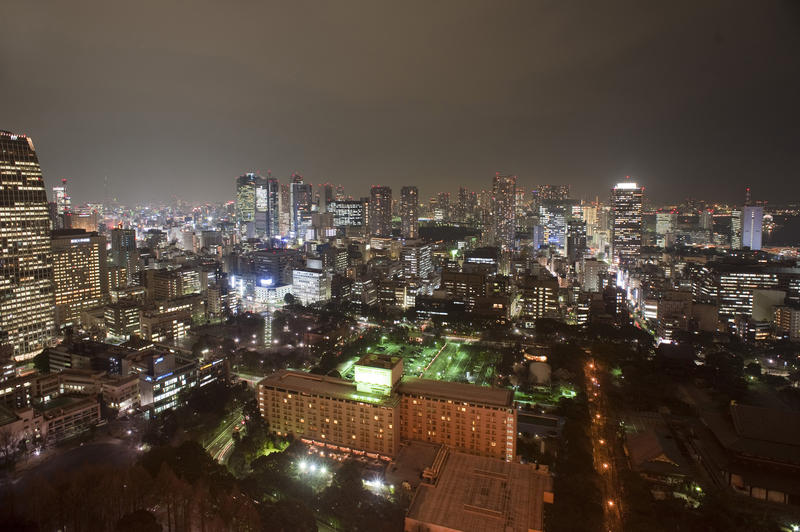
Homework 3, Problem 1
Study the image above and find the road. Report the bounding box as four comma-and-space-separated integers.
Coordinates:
205, 409, 244, 463
585, 355, 624, 532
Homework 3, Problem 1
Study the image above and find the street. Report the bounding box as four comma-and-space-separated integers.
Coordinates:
585, 355, 624, 532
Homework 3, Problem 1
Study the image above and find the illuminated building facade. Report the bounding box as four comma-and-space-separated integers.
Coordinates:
291, 267, 332, 305
741, 205, 763, 251
611, 181, 643, 266
258, 355, 517, 461
255, 175, 280, 239
290, 173, 313, 238
491, 174, 516, 250
259, 360, 402, 458
537, 184, 569, 201
235, 173, 258, 226
400, 186, 419, 239
0, 131, 56, 360
51, 229, 107, 327
369, 185, 392, 237
332, 199, 366, 228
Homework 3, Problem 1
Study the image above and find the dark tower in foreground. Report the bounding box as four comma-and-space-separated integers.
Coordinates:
0, 130, 55, 360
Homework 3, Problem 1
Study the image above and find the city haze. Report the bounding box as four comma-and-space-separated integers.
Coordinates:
1, 0, 799, 204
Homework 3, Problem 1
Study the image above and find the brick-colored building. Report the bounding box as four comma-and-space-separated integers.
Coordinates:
258, 354, 517, 461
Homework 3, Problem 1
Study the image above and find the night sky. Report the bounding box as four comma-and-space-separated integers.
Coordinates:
1, 1, 798, 205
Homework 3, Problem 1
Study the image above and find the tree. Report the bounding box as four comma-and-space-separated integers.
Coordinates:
116, 510, 160, 532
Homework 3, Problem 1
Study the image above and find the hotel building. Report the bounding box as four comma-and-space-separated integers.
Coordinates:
258, 355, 517, 461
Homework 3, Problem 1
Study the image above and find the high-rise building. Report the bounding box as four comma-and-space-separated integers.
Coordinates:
731, 209, 743, 249
110, 227, 139, 284
52, 178, 71, 215
369, 185, 392, 237
0, 131, 56, 359
400, 186, 419, 239
699, 209, 714, 231
319, 183, 334, 213
290, 174, 313, 238
538, 184, 570, 201
656, 211, 677, 235
51, 230, 107, 327
491, 174, 516, 250
435, 192, 450, 222
332, 200, 366, 228
611, 181, 644, 266
235, 173, 259, 226
566, 220, 587, 263
741, 205, 763, 251
255, 175, 280, 239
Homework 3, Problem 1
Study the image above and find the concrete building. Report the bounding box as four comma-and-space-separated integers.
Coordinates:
404, 448, 553, 532
258, 355, 517, 462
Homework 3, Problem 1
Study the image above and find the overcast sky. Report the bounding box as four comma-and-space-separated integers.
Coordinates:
1, 0, 798, 206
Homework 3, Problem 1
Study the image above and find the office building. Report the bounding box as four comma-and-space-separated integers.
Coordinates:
235, 172, 259, 226
256, 175, 280, 239
401, 241, 433, 281
291, 267, 332, 305
741, 205, 763, 251
400, 186, 419, 239
491, 174, 516, 250
110, 227, 138, 282
333, 199, 367, 228
656, 211, 677, 235
369, 185, 392, 237
0, 131, 56, 360
291, 173, 313, 238
51, 230, 107, 327
611, 181, 644, 266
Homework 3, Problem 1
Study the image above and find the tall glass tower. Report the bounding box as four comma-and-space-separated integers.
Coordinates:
0, 131, 56, 360
611, 181, 644, 267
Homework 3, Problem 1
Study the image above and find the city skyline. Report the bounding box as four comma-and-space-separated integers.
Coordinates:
2, 1, 798, 205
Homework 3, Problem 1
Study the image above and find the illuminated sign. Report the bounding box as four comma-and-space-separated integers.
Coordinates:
354, 364, 392, 396
70, 238, 91, 244
259, 278, 273, 286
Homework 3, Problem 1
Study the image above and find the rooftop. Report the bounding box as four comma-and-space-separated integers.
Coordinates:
704, 404, 800, 466
406, 450, 553, 532
356, 353, 402, 370
259, 370, 397, 407
398, 377, 514, 408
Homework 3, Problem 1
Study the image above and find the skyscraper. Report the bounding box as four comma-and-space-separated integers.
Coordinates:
255, 174, 280, 239
435, 191, 450, 222
51, 229, 107, 327
741, 205, 763, 250
369, 185, 392, 237
290, 173, 313, 238
611, 181, 644, 266
110, 227, 137, 273
400, 186, 419, 239
491, 173, 516, 250
235, 173, 259, 227
0, 131, 56, 360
